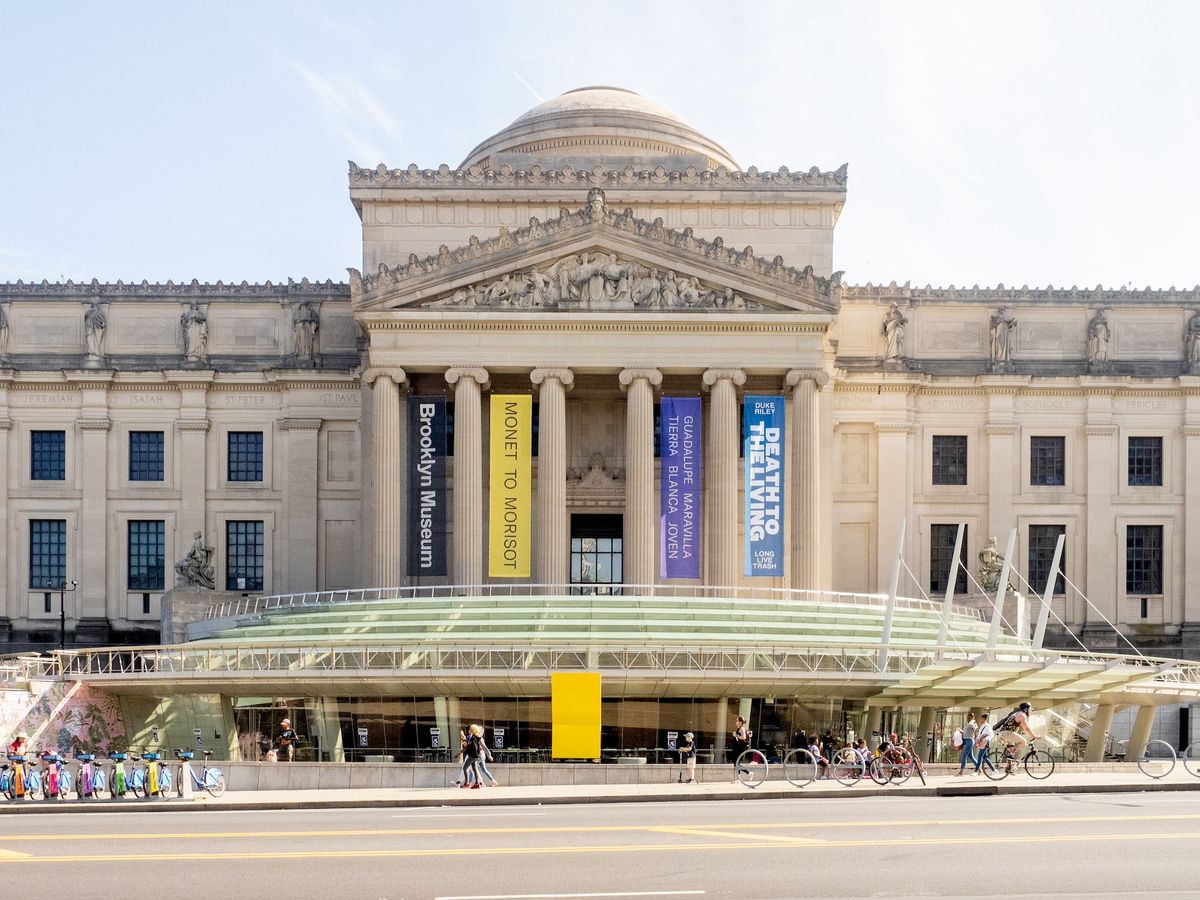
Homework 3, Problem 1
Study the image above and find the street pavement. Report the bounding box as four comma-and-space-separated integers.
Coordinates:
1, 790, 1199, 898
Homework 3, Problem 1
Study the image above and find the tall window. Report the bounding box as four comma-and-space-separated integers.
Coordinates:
31, 430, 65, 480
128, 520, 165, 591
1126, 525, 1163, 595
30, 519, 66, 589
1030, 436, 1066, 487
227, 432, 263, 482
570, 514, 623, 595
129, 431, 165, 481
931, 435, 968, 486
226, 520, 264, 591
1028, 524, 1066, 594
1128, 436, 1163, 487
930, 524, 969, 594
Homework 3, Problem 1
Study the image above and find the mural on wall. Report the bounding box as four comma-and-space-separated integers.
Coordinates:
0, 682, 127, 753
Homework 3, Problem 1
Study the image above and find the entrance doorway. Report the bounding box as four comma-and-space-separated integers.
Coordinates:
570, 514, 623, 594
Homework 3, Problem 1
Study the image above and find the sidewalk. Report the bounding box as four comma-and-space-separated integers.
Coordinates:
2, 769, 1199, 813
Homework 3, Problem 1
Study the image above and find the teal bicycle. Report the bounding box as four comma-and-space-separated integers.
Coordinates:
174, 749, 226, 797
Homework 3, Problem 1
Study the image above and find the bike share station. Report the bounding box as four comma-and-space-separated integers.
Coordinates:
4, 520, 1200, 797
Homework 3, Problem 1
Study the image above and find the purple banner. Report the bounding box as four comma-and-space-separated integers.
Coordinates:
660, 396, 702, 579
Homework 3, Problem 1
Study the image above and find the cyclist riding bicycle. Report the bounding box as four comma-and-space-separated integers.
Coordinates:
994, 702, 1042, 761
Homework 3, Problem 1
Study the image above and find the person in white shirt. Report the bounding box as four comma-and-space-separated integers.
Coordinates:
956, 713, 978, 776
972, 712, 996, 775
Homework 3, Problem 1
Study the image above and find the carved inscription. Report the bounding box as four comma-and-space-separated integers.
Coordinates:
11, 391, 78, 407
921, 396, 983, 410
220, 393, 272, 408
318, 392, 359, 405
1019, 397, 1084, 411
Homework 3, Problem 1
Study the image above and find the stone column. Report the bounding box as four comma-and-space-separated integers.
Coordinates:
366, 368, 406, 588
0, 416, 10, 638
786, 369, 828, 590
1126, 705, 1157, 760
1083, 702, 1116, 762
916, 707, 938, 763
446, 368, 489, 588
865, 706, 884, 743
618, 368, 662, 588
531, 369, 573, 588
280, 417, 322, 592
703, 369, 746, 588
171, 375, 213, 567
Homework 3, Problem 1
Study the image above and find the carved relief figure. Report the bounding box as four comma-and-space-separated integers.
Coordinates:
0, 303, 9, 359
882, 302, 907, 361
83, 301, 106, 358
180, 300, 208, 362
978, 536, 1005, 593
989, 306, 1016, 365
1086, 310, 1110, 368
175, 531, 215, 591
1186, 310, 1200, 372
292, 300, 320, 361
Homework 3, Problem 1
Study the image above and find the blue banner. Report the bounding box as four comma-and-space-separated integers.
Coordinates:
407, 396, 448, 577
743, 395, 785, 577
660, 396, 702, 579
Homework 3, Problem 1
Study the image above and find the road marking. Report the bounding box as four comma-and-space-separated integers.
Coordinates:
2, 830, 1200, 863
391, 812, 549, 819
647, 826, 824, 844
435, 892, 705, 899
0, 851, 30, 861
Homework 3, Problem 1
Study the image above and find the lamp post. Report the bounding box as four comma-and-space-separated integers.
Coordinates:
57, 580, 77, 650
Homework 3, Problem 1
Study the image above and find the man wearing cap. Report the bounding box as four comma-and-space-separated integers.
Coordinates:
275, 718, 298, 762
677, 731, 697, 783
995, 702, 1041, 766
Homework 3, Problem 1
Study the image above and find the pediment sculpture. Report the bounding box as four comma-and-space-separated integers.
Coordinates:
430, 252, 759, 312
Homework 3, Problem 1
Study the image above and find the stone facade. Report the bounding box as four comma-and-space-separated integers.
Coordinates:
1, 86, 1198, 660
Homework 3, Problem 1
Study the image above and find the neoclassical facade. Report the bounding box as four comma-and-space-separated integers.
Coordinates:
2, 86, 1200, 661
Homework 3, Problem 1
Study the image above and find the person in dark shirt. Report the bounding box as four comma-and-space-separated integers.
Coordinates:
677, 731, 697, 783
275, 718, 298, 762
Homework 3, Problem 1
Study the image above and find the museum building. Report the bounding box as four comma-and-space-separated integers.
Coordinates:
3, 87, 1200, 761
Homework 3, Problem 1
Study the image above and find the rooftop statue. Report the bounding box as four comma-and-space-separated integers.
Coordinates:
175, 531, 215, 591
978, 536, 1005, 593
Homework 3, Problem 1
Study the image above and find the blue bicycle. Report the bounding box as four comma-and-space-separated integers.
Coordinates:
174, 749, 226, 797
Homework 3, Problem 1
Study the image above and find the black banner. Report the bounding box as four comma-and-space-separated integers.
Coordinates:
407, 396, 447, 577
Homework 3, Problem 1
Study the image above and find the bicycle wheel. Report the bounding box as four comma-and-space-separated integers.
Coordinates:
887, 751, 911, 785
981, 747, 1009, 781
782, 748, 816, 787
1184, 743, 1200, 778
27, 771, 42, 800
92, 769, 106, 799
1136, 740, 1176, 779
831, 749, 864, 786
158, 767, 173, 798
204, 770, 226, 798
735, 749, 768, 788
1024, 749, 1055, 780
58, 770, 72, 800
129, 768, 145, 799
868, 757, 889, 785
1, 771, 12, 800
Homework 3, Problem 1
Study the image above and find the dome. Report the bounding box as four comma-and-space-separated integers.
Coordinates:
460, 86, 739, 172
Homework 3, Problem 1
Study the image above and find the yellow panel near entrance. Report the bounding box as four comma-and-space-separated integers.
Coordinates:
551, 672, 601, 759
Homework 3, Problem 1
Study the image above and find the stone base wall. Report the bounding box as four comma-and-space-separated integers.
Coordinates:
160, 589, 244, 644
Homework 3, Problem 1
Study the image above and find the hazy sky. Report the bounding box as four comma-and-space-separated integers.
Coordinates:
2, 1, 1197, 288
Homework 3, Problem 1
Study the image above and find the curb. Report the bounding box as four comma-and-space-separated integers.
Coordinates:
1, 778, 1197, 813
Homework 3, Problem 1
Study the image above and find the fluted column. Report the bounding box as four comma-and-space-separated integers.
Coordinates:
366, 367, 406, 587
531, 368, 573, 587
786, 368, 828, 589
702, 368, 746, 588
446, 367, 489, 587
619, 368, 662, 587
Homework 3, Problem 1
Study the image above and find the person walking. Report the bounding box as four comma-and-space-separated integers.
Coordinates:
678, 731, 697, 783
956, 713, 977, 776
730, 716, 751, 779
275, 718, 297, 762
460, 725, 483, 789
973, 712, 995, 775
471, 724, 499, 787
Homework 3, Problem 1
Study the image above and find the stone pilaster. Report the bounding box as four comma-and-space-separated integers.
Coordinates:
875, 423, 915, 594
786, 369, 828, 590
279, 417, 322, 592
702, 368, 746, 588
77, 415, 111, 626
531, 368, 573, 586
1083, 391, 1118, 631
446, 367, 489, 587
366, 368, 406, 587
1184, 415, 1200, 636
619, 368, 662, 587
0, 415, 12, 634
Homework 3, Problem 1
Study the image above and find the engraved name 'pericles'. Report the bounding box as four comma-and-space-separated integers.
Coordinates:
432, 253, 759, 312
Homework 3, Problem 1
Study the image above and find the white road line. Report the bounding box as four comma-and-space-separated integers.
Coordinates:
435, 893, 704, 900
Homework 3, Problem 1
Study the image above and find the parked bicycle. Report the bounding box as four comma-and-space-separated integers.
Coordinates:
174, 749, 226, 797
39, 752, 72, 801
983, 738, 1055, 780
1, 754, 36, 800
138, 750, 173, 799
75, 753, 107, 799
869, 744, 914, 785
108, 750, 133, 798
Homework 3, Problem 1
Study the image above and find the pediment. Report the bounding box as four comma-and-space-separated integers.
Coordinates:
349, 189, 841, 316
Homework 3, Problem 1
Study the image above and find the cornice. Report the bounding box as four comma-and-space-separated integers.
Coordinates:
844, 282, 1200, 306
0, 277, 349, 300
363, 318, 829, 335
348, 161, 848, 192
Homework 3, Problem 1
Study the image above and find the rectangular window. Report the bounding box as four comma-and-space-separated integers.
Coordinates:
30, 430, 66, 481
227, 431, 263, 482
929, 524, 969, 594
226, 520, 264, 591
931, 435, 968, 486
30, 519, 66, 589
1126, 525, 1163, 594
129, 431, 165, 482
127, 520, 165, 591
1128, 436, 1163, 487
1028, 524, 1066, 594
1030, 436, 1066, 487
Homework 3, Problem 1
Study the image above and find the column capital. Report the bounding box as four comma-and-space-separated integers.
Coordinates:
0, 417, 13, 432
618, 368, 662, 390
874, 422, 915, 435
984, 423, 1019, 436
701, 368, 746, 389
785, 368, 830, 388
362, 366, 407, 387
445, 367, 490, 389
76, 417, 112, 432
531, 368, 574, 389
1084, 424, 1117, 437
177, 418, 211, 433
279, 417, 323, 432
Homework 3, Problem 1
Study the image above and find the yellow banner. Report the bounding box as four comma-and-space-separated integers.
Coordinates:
551, 672, 601, 759
488, 393, 532, 578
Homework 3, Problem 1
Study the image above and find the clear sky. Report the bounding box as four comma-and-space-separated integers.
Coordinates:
2, 1, 1197, 289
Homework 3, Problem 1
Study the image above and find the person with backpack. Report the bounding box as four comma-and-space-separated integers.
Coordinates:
995, 702, 1041, 763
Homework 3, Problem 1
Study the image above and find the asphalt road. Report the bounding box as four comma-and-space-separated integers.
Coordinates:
2, 792, 1199, 899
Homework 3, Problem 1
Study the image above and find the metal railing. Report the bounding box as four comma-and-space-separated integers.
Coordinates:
204, 583, 987, 623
